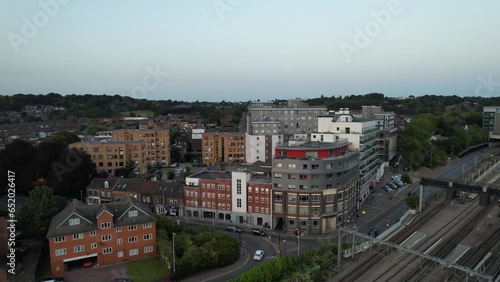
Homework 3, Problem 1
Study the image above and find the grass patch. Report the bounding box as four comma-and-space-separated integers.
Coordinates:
35, 243, 51, 280
128, 256, 169, 282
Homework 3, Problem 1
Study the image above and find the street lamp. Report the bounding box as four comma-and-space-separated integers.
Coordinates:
80, 190, 83, 203
172, 232, 176, 275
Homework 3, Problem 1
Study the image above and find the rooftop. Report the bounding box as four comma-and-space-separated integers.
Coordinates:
70, 140, 145, 145
275, 140, 349, 150
187, 170, 232, 180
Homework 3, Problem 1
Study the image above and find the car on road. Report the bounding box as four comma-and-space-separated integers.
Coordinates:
251, 228, 267, 236
227, 225, 242, 232
368, 229, 379, 237
83, 259, 93, 268
253, 250, 264, 261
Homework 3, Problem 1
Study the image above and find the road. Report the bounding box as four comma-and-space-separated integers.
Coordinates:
358, 147, 498, 235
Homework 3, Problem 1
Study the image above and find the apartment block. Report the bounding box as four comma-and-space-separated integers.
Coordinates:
201, 132, 246, 166
483, 106, 500, 143
69, 141, 147, 176
46, 196, 157, 277
272, 140, 360, 234
246, 99, 328, 140
360, 106, 397, 165
111, 128, 170, 166
245, 133, 283, 165
183, 169, 272, 228
316, 108, 380, 202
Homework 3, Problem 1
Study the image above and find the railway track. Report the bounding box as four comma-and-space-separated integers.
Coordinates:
339, 199, 451, 282
401, 198, 498, 282
372, 199, 482, 282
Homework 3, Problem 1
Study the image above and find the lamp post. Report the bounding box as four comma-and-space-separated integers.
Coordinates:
172, 232, 176, 275
80, 190, 83, 203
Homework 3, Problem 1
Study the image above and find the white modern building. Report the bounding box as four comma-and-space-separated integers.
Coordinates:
245, 133, 283, 164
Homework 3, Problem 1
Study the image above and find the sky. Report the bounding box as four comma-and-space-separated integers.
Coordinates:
1, 0, 500, 102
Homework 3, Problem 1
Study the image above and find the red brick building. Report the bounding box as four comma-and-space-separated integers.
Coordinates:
46, 196, 157, 277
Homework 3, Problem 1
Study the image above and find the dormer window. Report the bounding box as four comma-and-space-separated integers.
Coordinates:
128, 210, 138, 217
101, 222, 111, 229
69, 218, 80, 226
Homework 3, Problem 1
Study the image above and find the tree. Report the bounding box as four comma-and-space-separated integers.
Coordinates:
46, 131, 80, 146
401, 173, 412, 184
18, 185, 68, 239
405, 195, 419, 209
167, 170, 175, 180
0, 140, 37, 195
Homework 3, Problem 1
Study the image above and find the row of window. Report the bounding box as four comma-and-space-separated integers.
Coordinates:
201, 202, 231, 209
248, 206, 269, 214
248, 197, 269, 204
54, 223, 153, 243
201, 183, 231, 191
55, 246, 154, 257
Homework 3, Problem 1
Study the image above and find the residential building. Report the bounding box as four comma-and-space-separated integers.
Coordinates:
360, 106, 397, 165
183, 169, 272, 228
46, 196, 157, 277
316, 108, 380, 202
111, 128, 170, 166
246, 99, 328, 141
272, 140, 360, 234
152, 181, 184, 216
69, 141, 147, 176
245, 133, 283, 165
86, 176, 121, 205
483, 106, 500, 142
201, 132, 246, 166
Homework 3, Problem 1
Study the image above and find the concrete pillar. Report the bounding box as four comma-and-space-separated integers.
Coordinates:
419, 184, 423, 213
479, 193, 490, 206
446, 189, 456, 200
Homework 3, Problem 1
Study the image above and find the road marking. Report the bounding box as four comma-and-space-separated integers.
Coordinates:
201, 250, 249, 282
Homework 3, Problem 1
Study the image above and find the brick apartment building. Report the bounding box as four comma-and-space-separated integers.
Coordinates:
184, 168, 272, 228
111, 128, 170, 167
46, 196, 157, 277
69, 141, 147, 176
202, 132, 246, 166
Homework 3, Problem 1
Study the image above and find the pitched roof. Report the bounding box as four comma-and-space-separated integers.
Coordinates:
153, 181, 183, 198
86, 176, 121, 190
142, 180, 159, 195
113, 178, 147, 193
46, 195, 156, 238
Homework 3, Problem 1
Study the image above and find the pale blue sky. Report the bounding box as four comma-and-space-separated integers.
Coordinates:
1, 1, 499, 102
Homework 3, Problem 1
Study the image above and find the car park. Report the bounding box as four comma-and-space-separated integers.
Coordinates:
227, 225, 242, 232
251, 228, 266, 236
253, 250, 264, 261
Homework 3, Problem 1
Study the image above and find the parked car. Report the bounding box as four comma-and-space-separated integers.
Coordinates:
227, 225, 242, 232
392, 174, 401, 180
387, 183, 397, 189
383, 186, 392, 192
251, 228, 266, 236
253, 250, 265, 261
83, 259, 93, 268
393, 181, 402, 188
408, 191, 417, 196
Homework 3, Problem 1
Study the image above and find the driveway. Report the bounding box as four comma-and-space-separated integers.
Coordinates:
65, 262, 129, 282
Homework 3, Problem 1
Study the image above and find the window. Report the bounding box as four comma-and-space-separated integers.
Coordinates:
128, 210, 138, 217
73, 245, 84, 253
144, 234, 153, 240
90, 231, 96, 236
115, 227, 122, 232
102, 234, 111, 241
274, 173, 282, 178
73, 233, 83, 240
129, 249, 139, 256
248, 197, 252, 202
128, 225, 137, 231
227, 204, 230, 209
117, 239, 123, 244
101, 222, 111, 229
117, 251, 124, 258
144, 246, 153, 253
312, 164, 319, 169
128, 236, 138, 243
103, 247, 112, 254
143, 222, 152, 229
69, 218, 80, 226
91, 243, 97, 249
237, 179, 241, 194
54, 236, 65, 243
237, 199, 242, 208
55, 248, 67, 256
288, 164, 296, 169
274, 194, 283, 201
